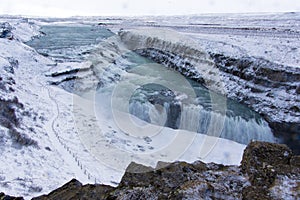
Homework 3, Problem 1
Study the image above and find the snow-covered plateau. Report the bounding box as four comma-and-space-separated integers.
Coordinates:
0, 13, 299, 199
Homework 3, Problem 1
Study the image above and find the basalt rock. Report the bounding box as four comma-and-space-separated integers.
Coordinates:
268, 121, 300, 154
0, 192, 24, 200
0, 22, 13, 39
241, 141, 300, 199
32, 179, 114, 200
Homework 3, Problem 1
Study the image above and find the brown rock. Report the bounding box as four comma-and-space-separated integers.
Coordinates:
0, 192, 24, 200
242, 186, 271, 200
32, 179, 114, 200
241, 141, 292, 187
290, 155, 300, 167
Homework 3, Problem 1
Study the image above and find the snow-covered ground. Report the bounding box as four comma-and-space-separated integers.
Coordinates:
107, 12, 300, 67
0, 18, 94, 198
0, 17, 248, 199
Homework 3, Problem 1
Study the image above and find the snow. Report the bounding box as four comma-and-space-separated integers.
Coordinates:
108, 12, 300, 68
75, 90, 246, 174
0, 21, 98, 198
4, 16, 288, 199
186, 32, 300, 68
270, 175, 300, 200
0, 17, 40, 42
45, 61, 92, 76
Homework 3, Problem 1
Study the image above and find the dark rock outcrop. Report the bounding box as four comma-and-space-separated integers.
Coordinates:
32, 179, 114, 200
241, 141, 299, 199
0, 22, 13, 39
268, 121, 300, 155
30, 141, 299, 200
0, 192, 24, 200
241, 141, 292, 187
113, 161, 247, 199
0, 57, 38, 147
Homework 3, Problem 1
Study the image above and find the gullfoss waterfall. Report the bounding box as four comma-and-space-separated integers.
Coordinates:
26, 23, 278, 175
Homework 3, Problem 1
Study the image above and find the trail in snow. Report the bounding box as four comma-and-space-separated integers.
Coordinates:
33, 64, 97, 183
42, 85, 91, 183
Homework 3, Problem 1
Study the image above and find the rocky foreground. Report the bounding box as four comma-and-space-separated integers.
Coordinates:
1, 141, 298, 200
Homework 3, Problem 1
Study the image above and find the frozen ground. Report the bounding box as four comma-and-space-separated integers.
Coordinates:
107, 12, 300, 67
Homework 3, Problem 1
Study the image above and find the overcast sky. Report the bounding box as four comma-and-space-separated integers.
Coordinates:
1, 0, 299, 17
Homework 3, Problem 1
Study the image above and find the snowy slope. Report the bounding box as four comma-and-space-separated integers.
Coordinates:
0, 22, 93, 198
0, 18, 106, 198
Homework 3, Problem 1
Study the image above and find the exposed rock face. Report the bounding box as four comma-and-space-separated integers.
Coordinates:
241, 141, 299, 199
114, 162, 247, 200
267, 121, 300, 155
209, 54, 300, 120
241, 142, 293, 187
0, 192, 24, 200
0, 57, 38, 147
31, 179, 114, 200
30, 141, 299, 200
0, 22, 13, 39
44, 61, 98, 94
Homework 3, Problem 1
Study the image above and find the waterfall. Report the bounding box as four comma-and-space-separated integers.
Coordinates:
179, 104, 202, 133
90, 42, 277, 146
129, 100, 276, 145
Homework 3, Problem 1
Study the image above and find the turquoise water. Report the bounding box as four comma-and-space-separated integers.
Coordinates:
26, 25, 114, 62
